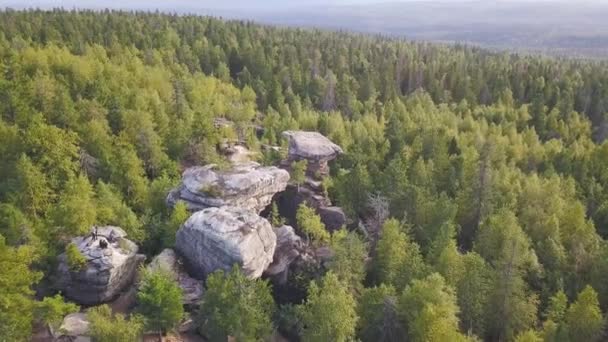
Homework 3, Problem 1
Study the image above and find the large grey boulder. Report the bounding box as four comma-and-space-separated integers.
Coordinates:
54, 313, 90, 342
175, 206, 277, 279
167, 162, 290, 213
55, 226, 145, 305
147, 249, 204, 306
317, 206, 347, 231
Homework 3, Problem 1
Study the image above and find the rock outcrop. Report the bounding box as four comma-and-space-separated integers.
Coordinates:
147, 249, 204, 306
175, 206, 277, 279
167, 162, 290, 213
275, 131, 347, 231
55, 226, 145, 305
282, 130, 343, 178
53, 313, 90, 342
264, 225, 304, 283
317, 206, 348, 231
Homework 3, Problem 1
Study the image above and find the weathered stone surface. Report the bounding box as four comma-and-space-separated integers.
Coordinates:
282, 131, 344, 179
147, 249, 204, 306
317, 206, 347, 231
265, 226, 303, 281
175, 206, 277, 279
54, 313, 90, 341
282, 131, 343, 161
55, 226, 145, 305
226, 145, 257, 165
167, 162, 290, 213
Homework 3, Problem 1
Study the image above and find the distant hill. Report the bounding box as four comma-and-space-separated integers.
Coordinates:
4, 0, 608, 58
249, 1, 608, 59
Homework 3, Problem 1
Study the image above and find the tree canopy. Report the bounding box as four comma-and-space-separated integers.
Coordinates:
0, 9, 608, 341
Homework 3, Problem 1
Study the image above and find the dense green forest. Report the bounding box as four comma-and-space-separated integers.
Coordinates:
1, 9, 608, 342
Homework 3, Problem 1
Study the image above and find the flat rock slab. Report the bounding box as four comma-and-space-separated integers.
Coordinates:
282, 131, 343, 161
168, 162, 289, 213
175, 206, 277, 279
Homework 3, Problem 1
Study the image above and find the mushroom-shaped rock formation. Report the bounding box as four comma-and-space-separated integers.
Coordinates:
275, 131, 347, 231
147, 248, 204, 307
175, 206, 277, 279
167, 162, 290, 213
282, 130, 343, 178
264, 225, 304, 284
55, 226, 145, 305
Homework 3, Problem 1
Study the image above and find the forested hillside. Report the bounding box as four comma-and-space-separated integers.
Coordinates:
1, 9, 608, 342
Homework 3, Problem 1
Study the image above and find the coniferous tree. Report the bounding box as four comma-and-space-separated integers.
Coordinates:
199, 266, 275, 341
374, 219, 427, 290
299, 272, 358, 342
0, 235, 42, 342
137, 269, 184, 335
88, 305, 144, 342
296, 203, 330, 246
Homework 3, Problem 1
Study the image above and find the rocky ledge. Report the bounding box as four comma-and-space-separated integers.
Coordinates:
55, 226, 145, 305
167, 162, 289, 213
264, 225, 304, 284
175, 206, 277, 279
282, 130, 343, 161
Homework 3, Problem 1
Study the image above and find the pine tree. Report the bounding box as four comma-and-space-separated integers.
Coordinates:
35, 294, 79, 330
95, 181, 143, 241
162, 201, 190, 248
14, 154, 53, 218
357, 284, 404, 342
374, 219, 426, 290
398, 273, 473, 342
88, 305, 144, 342
328, 229, 368, 291
296, 203, 330, 246
476, 210, 539, 341
564, 286, 604, 342
291, 159, 308, 190
137, 268, 184, 334
299, 272, 358, 342
50, 174, 97, 238
199, 266, 275, 341
270, 201, 286, 227
0, 235, 42, 342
